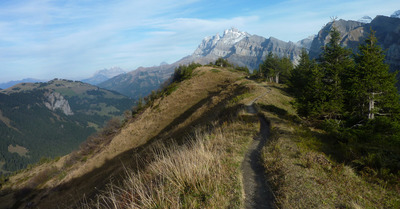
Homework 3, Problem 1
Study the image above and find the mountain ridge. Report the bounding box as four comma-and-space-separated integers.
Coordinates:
309, 15, 400, 72
0, 78, 46, 90
99, 28, 303, 98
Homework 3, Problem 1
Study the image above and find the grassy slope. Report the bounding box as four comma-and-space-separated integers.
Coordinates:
0, 67, 259, 208
257, 83, 400, 208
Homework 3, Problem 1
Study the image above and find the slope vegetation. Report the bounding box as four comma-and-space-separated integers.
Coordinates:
0, 79, 133, 174
0, 66, 261, 208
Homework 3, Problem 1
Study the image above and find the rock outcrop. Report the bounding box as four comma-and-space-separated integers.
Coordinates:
309, 15, 400, 71
44, 91, 74, 115
190, 28, 302, 69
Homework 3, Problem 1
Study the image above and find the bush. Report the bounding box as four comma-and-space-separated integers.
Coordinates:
172, 63, 202, 83
214, 58, 231, 68
234, 66, 249, 74
102, 117, 122, 136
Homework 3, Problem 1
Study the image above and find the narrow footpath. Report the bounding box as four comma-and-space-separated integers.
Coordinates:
242, 95, 275, 209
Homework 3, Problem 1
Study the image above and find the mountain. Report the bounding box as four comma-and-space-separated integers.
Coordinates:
357, 16, 373, 23
81, 67, 126, 85
99, 28, 303, 98
309, 14, 400, 71
391, 10, 400, 18
98, 64, 174, 100
187, 27, 302, 69
0, 79, 134, 174
0, 78, 45, 89
296, 35, 316, 50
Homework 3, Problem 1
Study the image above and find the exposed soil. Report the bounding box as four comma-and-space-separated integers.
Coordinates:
242, 99, 275, 208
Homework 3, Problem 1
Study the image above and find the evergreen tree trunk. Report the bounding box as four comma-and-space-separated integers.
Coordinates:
275, 72, 280, 84
368, 94, 375, 119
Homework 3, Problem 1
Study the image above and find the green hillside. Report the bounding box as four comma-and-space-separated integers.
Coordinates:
0, 79, 134, 174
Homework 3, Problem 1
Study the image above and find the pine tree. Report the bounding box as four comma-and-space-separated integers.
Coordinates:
259, 52, 293, 83
259, 52, 276, 81
276, 56, 293, 84
319, 26, 354, 119
348, 30, 400, 121
289, 49, 311, 98
299, 59, 324, 117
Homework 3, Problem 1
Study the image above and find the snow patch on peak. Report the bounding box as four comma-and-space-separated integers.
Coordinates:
193, 28, 250, 57
357, 16, 372, 23
391, 10, 400, 18
221, 27, 250, 44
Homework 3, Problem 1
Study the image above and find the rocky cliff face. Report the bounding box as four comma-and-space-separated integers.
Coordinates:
44, 91, 74, 115
296, 35, 316, 50
309, 19, 365, 58
190, 28, 302, 69
309, 15, 400, 71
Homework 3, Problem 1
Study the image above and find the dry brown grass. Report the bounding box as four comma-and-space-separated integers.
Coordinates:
85, 115, 258, 209
0, 66, 254, 208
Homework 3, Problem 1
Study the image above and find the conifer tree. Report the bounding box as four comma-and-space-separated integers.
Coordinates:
259, 52, 293, 83
259, 52, 276, 81
319, 26, 354, 119
296, 57, 324, 117
277, 56, 293, 84
289, 49, 311, 98
348, 30, 400, 121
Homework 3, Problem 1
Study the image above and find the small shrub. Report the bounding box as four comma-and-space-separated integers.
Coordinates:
214, 58, 231, 68
234, 66, 250, 74
102, 117, 122, 136
26, 167, 58, 189
172, 63, 202, 83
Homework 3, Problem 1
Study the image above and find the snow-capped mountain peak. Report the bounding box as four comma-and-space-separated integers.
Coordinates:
193, 28, 250, 57
82, 67, 126, 85
357, 16, 373, 23
391, 10, 400, 18
221, 27, 250, 44
94, 67, 126, 78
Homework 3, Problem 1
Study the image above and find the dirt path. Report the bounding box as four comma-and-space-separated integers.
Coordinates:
242, 94, 275, 208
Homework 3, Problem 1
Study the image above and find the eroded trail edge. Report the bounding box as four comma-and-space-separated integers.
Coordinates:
242, 100, 274, 209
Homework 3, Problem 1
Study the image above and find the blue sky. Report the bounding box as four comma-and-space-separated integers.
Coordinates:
0, 0, 399, 82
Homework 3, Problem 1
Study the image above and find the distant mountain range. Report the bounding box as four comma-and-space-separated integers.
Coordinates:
98, 11, 400, 99
98, 64, 173, 100
0, 79, 134, 173
3, 11, 400, 102
81, 67, 126, 85
0, 78, 45, 90
391, 10, 400, 18
99, 28, 304, 99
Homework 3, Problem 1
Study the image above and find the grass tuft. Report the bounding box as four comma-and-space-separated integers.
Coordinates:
84, 116, 257, 208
